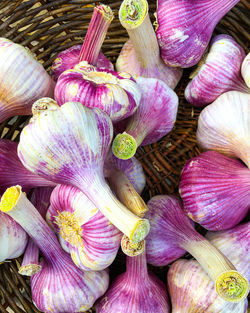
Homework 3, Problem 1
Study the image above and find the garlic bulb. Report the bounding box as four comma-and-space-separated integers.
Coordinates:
0, 186, 109, 313
0, 38, 54, 123
54, 62, 141, 122
179, 151, 250, 230
0, 139, 56, 195
185, 34, 249, 106
145, 195, 249, 302
112, 76, 178, 159
96, 250, 170, 313
156, 0, 240, 68
241, 52, 250, 88
19, 187, 53, 276
18, 98, 150, 243
168, 222, 250, 312
51, 4, 114, 81
197, 91, 250, 168
47, 184, 122, 271
116, 0, 182, 89
0, 211, 28, 263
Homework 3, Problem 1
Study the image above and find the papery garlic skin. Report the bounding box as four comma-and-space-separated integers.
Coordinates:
0, 211, 28, 262
0, 186, 109, 313
117, 0, 182, 90
241, 52, 250, 88
197, 91, 250, 168
51, 47, 114, 82
156, 0, 240, 68
47, 184, 122, 271
54, 62, 141, 122
0, 139, 56, 195
0, 38, 54, 123
185, 35, 249, 106
168, 260, 248, 313
96, 250, 170, 313
18, 99, 150, 243
112, 76, 178, 159
168, 223, 250, 312
179, 151, 250, 230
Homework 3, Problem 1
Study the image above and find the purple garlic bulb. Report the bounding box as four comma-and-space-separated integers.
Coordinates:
241, 52, 250, 88
185, 34, 249, 106
96, 250, 170, 313
179, 151, 250, 230
156, 0, 240, 68
54, 62, 141, 122
112, 76, 178, 159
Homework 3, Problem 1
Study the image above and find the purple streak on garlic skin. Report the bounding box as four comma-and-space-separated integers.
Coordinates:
18, 100, 150, 243
179, 151, 250, 231
0, 211, 28, 262
241, 52, 250, 88
156, 0, 240, 68
168, 222, 250, 313
0, 186, 109, 313
54, 63, 141, 122
197, 91, 250, 169
104, 154, 146, 194
47, 184, 122, 271
51, 45, 114, 81
112, 76, 178, 159
185, 34, 249, 107
0, 38, 55, 123
0, 140, 56, 195
168, 260, 248, 313
96, 250, 170, 313
19, 187, 53, 276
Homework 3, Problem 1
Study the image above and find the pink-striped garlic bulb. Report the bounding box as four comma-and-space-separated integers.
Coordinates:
0, 38, 54, 123
241, 52, 250, 88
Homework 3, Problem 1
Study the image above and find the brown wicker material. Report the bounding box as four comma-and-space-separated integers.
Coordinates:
0, 1, 249, 312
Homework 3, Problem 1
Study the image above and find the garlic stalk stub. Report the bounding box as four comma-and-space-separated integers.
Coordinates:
18, 99, 150, 243
168, 222, 250, 312
145, 195, 249, 302
156, 0, 240, 68
54, 62, 141, 122
112, 76, 178, 159
185, 35, 249, 107
241, 52, 250, 88
47, 184, 122, 271
51, 4, 114, 81
0, 139, 56, 195
96, 250, 170, 312
0, 186, 109, 313
19, 187, 53, 276
179, 151, 250, 230
197, 91, 250, 169
0, 38, 54, 123
0, 211, 28, 263
117, 0, 182, 89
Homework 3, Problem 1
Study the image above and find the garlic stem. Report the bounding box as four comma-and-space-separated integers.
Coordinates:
107, 168, 148, 217
126, 249, 149, 282
19, 237, 41, 276
82, 175, 150, 243
121, 235, 145, 257
0, 186, 64, 264
183, 237, 249, 302
79, 4, 114, 65
119, 0, 160, 68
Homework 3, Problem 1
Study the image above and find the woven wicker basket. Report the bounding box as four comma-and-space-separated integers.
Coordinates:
0, 1, 249, 312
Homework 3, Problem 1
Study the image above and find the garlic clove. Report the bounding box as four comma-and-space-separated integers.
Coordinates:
0, 38, 55, 123
54, 62, 141, 122
179, 151, 250, 230
241, 52, 250, 88
185, 34, 249, 107
112, 76, 178, 159
156, 0, 241, 68
197, 91, 250, 168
